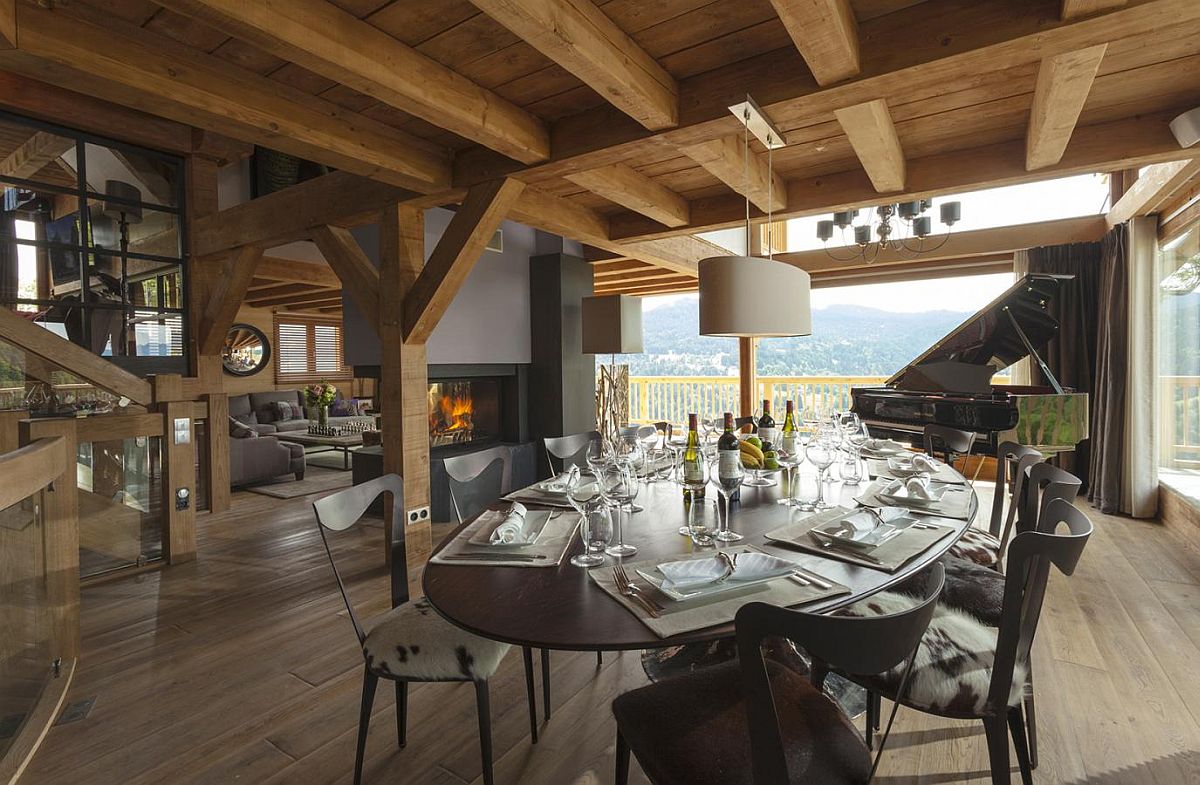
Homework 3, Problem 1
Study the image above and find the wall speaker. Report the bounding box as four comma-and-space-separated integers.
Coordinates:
1169, 106, 1200, 148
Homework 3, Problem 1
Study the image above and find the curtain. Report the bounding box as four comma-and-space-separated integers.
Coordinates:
1087, 226, 1128, 513
1010, 251, 1032, 386
1122, 217, 1158, 518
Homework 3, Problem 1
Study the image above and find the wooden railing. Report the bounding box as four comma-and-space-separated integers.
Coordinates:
627, 375, 889, 425
1161, 375, 1200, 469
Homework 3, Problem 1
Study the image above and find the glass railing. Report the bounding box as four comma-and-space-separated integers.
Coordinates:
76, 434, 165, 577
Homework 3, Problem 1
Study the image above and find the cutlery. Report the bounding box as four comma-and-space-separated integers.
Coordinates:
443, 553, 546, 562
614, 566, 661, 618
796, 568, 833, 589
908, 521, 941, 530
808, 531, 884, 565
788, 572, 811, 586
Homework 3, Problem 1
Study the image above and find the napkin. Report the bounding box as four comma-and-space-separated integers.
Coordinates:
540, 465, 580, 494
905, 477, 933, 499
912, 454, 939, 472
489, 503, 530, 544
658, 552, 795, 592
864, 438, 904, 453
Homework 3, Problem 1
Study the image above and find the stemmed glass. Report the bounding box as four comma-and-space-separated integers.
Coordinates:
776, 440, 803, 506
681, 456, 711, 544
805, 440, 836, 509
616, 437, 647, 512
709, 456, 745, 542
598, 461, 638, 557
566, 479, 607, 567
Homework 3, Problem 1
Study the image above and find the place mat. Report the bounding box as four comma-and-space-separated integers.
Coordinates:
867, 458, 966, 486
430, 509, 581, 568
855, 478, 974, 520
764, 507, 956, 573
589, 546, 850, 639
501, 486, 576, 509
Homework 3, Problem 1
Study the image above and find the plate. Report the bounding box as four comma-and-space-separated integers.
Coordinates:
635, 552, 799, 601
876, 479, 957, 509
467, 509, 552, 547
811, 508, 906, 550
885, 454, 940, 477
860, 439, 906, 457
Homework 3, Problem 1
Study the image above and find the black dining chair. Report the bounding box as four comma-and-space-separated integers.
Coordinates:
312, 475, 537, 785
611, 565, 946, 785
544, 430, 600, 475
922, 424, 976, 468
948, 441, 1044, 568
653, 421, 672, 446
843, 499, 1093, 785
734, 415, 756, 434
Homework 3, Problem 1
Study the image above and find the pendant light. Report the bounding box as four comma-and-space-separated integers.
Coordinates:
698, 96, 812, 338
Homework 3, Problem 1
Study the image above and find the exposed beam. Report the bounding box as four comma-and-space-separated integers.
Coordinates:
404, 179, 525, 344
0, 1, 13, 49
595, 274, 697, 294
596, 280, 700, 296
0, 308, 152, 405
1062, 0, 1126, 19
1026, 44, 1107, 170
2, 2, 450, 191
469, 0, 678, 131
280, 297, 344, 311
565, 164, 690, 227
156, 0, 549, 164
1108, 158, 1200, 227
0, 130, 72, 179
833, 99, 905, 192
244, 282, 324, 300
310, 225, 381, 330
811, 255, 1014, 287
247, 288, 344, 308
197, 245, 264, 355
768, 0, 859, 85
679, 134, 787, 213
253, 257, 342, 289
592, 259, 663, 277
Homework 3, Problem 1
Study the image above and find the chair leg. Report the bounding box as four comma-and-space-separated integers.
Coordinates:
983, 716, 1012, 785
522, 646, 538, 744
872, 691, 882, 731
355, 668, 379, 785
596, 650, 603, 669
395, 681, 407, 749
1008, 706, 1035, 785
1024, 670, 1039, 770
864, 691, 876, 751
541, 648, 552, 721
474, 680, 495, 785
615, 729, 631, 785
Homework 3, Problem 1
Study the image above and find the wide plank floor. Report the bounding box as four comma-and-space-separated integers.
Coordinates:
20, 479, 1200, 785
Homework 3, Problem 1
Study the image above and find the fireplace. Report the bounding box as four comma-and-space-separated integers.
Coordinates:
428, 379, 500, 448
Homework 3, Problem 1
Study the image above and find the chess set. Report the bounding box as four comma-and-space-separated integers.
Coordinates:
307, 418, 374, 437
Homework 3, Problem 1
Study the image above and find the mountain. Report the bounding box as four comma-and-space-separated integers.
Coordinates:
623, 298, 975, 377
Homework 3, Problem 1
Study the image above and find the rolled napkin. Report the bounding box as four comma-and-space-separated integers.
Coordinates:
905, 476, 933, 499
863, 438, 904, 454
489, 503, 530, 544
912, 454, 939, 473
540, 465, 579, 494
658, 552, 795, 592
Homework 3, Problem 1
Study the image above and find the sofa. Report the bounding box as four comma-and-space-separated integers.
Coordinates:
228, 417, 307, 487
228, 389, 370, 435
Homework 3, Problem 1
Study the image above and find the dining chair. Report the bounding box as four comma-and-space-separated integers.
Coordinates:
948, 441, 1043, 568
734, 415, 756, 434
843, 499, 1093, 785
922, 424, 976, 468
544, 430, 600, 476
653, 421, 672, 446
611, 565, 946, 785
312, 474, 537, 785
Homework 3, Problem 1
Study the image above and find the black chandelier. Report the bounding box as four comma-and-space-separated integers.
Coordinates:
815, 199, 962, 263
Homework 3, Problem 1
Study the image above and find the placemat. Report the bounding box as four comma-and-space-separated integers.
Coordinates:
867, 458, 966, 486
430, 509, 580, 568
855, 478, 974, 520
589, 546, 850, 639
764, 507, 956, 573
501, 487, 576, 509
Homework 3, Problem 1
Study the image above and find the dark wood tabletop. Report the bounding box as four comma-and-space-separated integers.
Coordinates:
422, 473, 975, 652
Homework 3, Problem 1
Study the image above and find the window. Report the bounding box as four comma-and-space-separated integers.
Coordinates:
274, 316, 350, 382
1157, 221, 1200, 485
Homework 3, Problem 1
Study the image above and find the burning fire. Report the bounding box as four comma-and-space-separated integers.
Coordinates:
429, 383, 475, 445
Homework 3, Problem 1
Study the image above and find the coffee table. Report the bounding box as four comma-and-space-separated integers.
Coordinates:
273, 431, 364, 470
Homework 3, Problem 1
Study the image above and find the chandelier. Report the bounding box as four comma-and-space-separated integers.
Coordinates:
815, 199, 962, 263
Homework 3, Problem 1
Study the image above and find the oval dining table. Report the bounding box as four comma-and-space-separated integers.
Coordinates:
423, 470, 977, 653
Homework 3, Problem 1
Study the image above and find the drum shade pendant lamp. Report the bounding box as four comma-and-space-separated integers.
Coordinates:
698, 97, 812, 337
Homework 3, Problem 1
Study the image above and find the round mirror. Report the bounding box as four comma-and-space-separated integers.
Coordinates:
222, 323, 271, 377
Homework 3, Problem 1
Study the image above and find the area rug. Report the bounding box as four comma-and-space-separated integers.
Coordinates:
244, 468, 353, 499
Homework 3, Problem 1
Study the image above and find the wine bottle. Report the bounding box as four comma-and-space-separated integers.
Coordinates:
781, 400, 798, 457
718, 412, 742, 501
757, 399, 777, 448
681, 412, 705, 501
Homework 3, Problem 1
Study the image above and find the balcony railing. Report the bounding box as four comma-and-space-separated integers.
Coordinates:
1161, 375, 1200, 470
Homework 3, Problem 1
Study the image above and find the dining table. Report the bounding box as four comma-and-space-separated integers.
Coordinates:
422, 465, 977, 653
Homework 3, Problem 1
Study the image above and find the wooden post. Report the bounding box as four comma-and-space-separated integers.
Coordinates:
379, 203, 431, 597
739, 337, 757, 417
204, 392, 230, 513
161, 401, 197, 563
185, 155, 223, 385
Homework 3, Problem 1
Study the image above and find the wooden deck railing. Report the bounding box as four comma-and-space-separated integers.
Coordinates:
626, 375, 889, 425
1161, 375, 1200, 469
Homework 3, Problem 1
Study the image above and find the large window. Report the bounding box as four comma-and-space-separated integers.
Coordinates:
274, 315, 350, 383
0, 111, 187, 374
1157, 222, 1200, 480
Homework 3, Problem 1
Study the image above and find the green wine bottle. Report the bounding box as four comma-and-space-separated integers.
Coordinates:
757, 399, 777, 449
781, 400, 798, 457
682, 412, 705, 501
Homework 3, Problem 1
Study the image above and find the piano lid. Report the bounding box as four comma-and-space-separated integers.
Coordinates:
886, 273, 1072, 393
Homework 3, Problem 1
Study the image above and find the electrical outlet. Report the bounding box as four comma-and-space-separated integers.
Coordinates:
406, 506, 430, 526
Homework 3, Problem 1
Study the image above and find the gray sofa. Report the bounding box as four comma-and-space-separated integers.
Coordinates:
229, 390, 367, 435
228, 418, 307, 487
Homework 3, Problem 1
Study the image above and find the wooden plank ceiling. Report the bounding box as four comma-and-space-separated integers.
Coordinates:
1, 0, 1198, 303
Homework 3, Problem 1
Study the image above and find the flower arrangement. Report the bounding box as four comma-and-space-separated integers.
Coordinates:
304, 382, 338, 408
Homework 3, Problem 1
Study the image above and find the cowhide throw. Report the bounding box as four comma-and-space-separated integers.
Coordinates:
892, 557, 1005, 627
362, 598, 510, 681
948, 528, 1002, 567
835, 591, 1027, 717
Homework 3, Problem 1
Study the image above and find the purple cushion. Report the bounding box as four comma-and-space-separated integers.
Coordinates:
272, 401, 294, 422
330, 398, 357, 417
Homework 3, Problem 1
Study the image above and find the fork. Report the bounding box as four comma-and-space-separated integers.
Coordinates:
614, 566, 661, 618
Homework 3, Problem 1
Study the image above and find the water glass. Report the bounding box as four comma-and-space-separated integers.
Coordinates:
566, 481, 606, 567
598, 462, 638, 557
776, 443, 803, 506
681, 457, 712, 544
792, 462, 821, 511
709, 456, 745, 543
840, 450, 863, 486
805, 442, 836, 509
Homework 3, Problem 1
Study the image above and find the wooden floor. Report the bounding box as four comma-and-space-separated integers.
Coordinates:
19, 481, 1200, 785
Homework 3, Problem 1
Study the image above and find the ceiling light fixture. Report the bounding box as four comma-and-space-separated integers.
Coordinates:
814, 197, 963, 264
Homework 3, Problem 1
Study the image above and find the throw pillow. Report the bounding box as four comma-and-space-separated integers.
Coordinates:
272, 401, 294, 421
228, 417, 259, 439
330, 398, 357, 417
232, 411, 258, 426
289, 402, 305, 420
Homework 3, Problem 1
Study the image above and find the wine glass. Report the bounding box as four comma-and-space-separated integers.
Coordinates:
709, 456, 745, 542
681, 454, 711, 543
776, 439, 803, 506
597, 462, 637, 557
616, 437, 647, 512
805, 441, 836, 509
792, 461, 821, 511
839, 450, 863, 486
584, 438, 608, 478
566, 479, 606, 568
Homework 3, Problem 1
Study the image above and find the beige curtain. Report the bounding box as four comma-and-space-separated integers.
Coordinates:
1010, 251, 1032, 386
1124, 217, 1158, 517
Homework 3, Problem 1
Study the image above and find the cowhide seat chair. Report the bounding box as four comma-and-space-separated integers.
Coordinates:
313, 474, 536, 785
947, 441, 1043, 568
835, 499, 1093, 785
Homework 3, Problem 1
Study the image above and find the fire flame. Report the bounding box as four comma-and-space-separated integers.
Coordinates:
429, 383, 474, 443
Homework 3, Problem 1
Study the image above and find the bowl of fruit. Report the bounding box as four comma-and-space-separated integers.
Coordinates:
739, 435, 781, 487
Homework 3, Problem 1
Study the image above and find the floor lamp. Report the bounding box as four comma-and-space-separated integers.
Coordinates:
582, 294, 643, 448
101, 179, 143, 356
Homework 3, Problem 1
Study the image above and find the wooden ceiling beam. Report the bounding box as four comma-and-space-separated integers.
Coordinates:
833, 99, 905, 192
197, 245, 264, 355
1, 2, 451, 192
594, 268, 685, 285
246, 287, 344, 308
1062, 0, 1126, 20
679, 134, 787, 213
811, 255, 1014, 288
404, 178, 525, 344
592, 260, 657, 277
0, 130, 73, 179
768, 0, 859, 85
311, 225, 381, 330
253, 257, 342, 289
469, 0, 678, 131
243, 282, 323, 300
1026, 44, 1108, 171
565, 164, 690, 227
1107, 158, 1200, 227
596, 279, 699, 296
156, 0, 548, 164
281, 298, 344, 311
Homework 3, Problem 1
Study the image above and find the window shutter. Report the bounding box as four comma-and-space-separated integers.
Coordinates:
312, 324, 343, 373
274, 316, 350, 382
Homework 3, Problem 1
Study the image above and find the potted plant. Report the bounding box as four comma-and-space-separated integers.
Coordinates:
304, 382, 338, 427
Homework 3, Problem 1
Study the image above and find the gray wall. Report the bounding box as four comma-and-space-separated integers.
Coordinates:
342, 207, 534, 366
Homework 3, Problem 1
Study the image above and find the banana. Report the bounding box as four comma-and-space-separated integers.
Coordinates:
740, 454, 762, 469
738, 439, 764, 463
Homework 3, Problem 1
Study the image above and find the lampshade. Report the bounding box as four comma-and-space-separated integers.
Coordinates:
101, 180, 143, 223
698, 256, 812, 337
582, 294, 643, 354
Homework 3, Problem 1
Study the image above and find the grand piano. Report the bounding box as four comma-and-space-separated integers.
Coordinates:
850, 273, 1089, 456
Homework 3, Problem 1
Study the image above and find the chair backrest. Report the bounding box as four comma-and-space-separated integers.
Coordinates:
989, 441, 1044, 538
653, 421, 672, 445
988, 499, 1092, 713
544, 430, 600, 475
1016, 462, 1082, 536
444, 445, 510, 524
922, 424, 976, 463
734, 415, 756, 434
736, 564, 945, 784
312, 474, 408, 645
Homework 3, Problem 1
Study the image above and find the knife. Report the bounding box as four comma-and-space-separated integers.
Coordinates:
807, 530, 884, 565
442, 553, 547, 562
